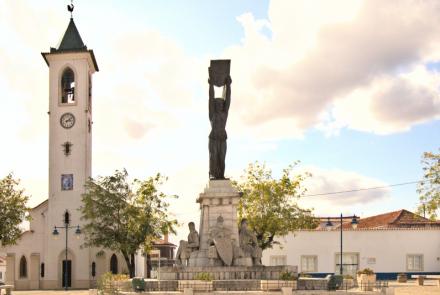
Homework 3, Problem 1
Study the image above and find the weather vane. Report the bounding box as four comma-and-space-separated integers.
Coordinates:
67, 0, 74, 18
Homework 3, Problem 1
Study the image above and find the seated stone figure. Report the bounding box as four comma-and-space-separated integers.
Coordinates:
176, 222, 199, 266
207, 215, 234, 266
239, 218, 262, 266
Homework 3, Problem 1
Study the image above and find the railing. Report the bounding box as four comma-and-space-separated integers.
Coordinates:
355, 280, 389, 292
98, 279, 389, 294
175, 270, 281, 280
144, 280, 179, 291
298, 279, 389, 292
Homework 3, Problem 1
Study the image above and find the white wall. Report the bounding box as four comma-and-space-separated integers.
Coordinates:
0, 259, 5, 283
262, 229, 440, 274
135, 252, 146, 278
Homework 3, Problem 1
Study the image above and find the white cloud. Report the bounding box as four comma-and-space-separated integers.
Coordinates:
319, 66, 440, 135
224, 0, 440, 137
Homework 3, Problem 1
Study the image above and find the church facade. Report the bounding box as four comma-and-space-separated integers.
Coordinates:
1, 17, 129, 290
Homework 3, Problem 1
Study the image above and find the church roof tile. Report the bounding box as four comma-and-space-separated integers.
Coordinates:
57, 18, 86, 51
42, 18, 99, 71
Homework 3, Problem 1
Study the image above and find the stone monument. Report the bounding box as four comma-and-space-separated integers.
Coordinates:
160, 60, 297, 281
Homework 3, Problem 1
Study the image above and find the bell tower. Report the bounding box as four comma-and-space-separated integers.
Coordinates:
41, 12, 98, 288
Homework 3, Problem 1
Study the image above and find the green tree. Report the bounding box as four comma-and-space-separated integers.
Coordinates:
234, 162, 318, 250
417, 149, 440, 220
0, 173, 29, 246
80, 169, 177, 277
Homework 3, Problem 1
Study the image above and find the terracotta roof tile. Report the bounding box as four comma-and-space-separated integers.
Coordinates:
153, 239, 176, 247
341, 209, 440, 229
316, 209, 440, 231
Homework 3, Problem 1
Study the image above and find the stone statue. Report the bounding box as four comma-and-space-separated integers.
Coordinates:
176, 222, 199, 266
207, 215, 234, 266
208, 75, 232, 180
239, 219, 262, 266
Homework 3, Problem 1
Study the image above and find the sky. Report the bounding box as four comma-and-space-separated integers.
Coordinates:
0, 0, 439, 243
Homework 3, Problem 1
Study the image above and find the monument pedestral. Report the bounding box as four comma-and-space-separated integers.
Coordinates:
171, 180, 298, 282
189, 179, 241, 267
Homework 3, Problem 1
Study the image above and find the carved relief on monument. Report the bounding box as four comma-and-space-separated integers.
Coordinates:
207, 215, 234, 266
201, 216, 263, 267
238, 218, 262, 266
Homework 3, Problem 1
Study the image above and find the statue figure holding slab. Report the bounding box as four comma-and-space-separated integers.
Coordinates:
208, 60, 232, 180
176, 222, 200, 266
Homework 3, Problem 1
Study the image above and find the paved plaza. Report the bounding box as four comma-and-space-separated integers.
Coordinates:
5, 291, 90, 295
5, 281, 440, 295
391, 279, 440, 295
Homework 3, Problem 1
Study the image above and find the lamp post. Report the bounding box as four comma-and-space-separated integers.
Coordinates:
52, 210, 81, 291
324, 214, 358, 276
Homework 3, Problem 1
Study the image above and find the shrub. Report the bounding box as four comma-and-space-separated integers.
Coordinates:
280, 270, 295, 281
194, 272, 214, 281
97, 272, 130, 295
357, 268, 374, 275
343, 275, 354, 280
299, 272, 312, 278
328, 275, 343, 290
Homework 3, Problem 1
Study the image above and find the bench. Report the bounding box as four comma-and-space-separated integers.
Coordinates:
0, 285, 14, 295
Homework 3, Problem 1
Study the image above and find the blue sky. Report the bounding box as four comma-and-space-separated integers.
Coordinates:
63, 0, 270, 57
0, 0, 439, 242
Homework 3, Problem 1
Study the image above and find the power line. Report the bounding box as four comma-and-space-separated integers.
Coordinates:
167, 178, 434, 200
303, 180, 422, 198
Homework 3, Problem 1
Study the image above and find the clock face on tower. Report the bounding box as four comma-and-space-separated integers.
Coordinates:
60, 113, 75, 129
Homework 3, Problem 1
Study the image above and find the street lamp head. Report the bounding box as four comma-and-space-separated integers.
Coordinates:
325, 218, 333, 231
52, 227, 59, 240
75, 226, 81, 239
351, 215, 358, 229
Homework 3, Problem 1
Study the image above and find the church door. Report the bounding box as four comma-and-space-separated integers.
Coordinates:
62, 260, 72, 287
110, 254, 118, 274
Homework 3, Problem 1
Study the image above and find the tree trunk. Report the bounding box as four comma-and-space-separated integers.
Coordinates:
130, 253, 136, 278
122, 252, 136, 278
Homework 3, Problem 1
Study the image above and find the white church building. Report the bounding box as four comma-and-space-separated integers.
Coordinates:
0, 16, 132, 290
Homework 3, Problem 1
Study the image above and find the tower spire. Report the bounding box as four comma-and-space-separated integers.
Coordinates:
67, 0, 75, 19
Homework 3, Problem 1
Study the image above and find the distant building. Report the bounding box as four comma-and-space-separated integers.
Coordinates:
262, 209, 440, 279
145, 235, 176, 278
